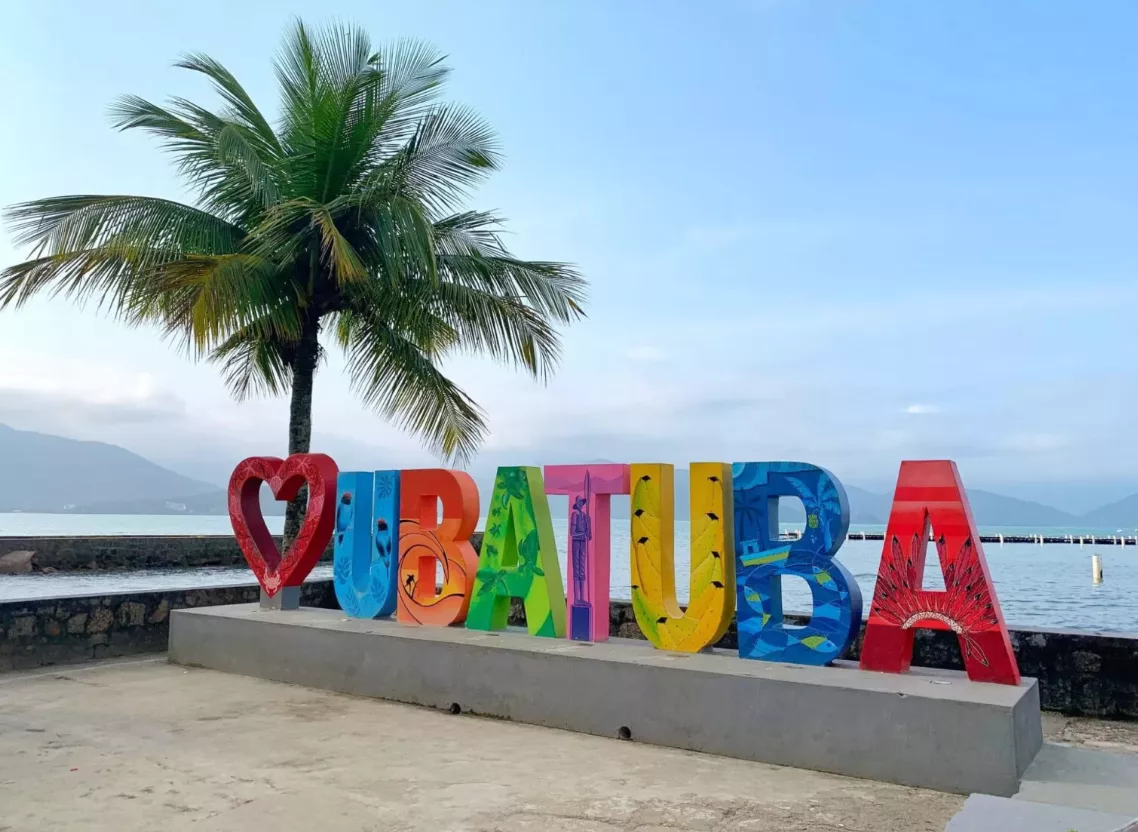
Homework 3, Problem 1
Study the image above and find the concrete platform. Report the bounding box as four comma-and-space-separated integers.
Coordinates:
169, 604, 1043, 796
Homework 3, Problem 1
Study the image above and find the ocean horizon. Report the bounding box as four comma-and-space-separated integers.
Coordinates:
1, 513, 1135, 634
1, 512, 1135, 538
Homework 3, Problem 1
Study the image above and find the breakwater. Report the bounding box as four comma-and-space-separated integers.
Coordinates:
839, 531, 1138, 546
0, 534, 487, 572
0, 535, 330, 572
2, 580, 1135, 719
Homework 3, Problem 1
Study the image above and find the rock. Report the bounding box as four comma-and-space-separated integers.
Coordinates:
40, 566, 57, 574
0, 551, 36, 575
117, 602, 146, 627
148, 600, 171, 624
87, 607, 114, 634
10, 616, 37, 637
1073, 649, 1103, 674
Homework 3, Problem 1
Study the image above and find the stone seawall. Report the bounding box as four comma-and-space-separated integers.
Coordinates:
0, 583, 339, 671
0, 535, 333, 572
2, 580, 1135, 719
0, 534, 485, 572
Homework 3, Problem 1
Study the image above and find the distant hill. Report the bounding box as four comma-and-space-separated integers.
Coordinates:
63, 489, 286, 516
3, 425, 1133, 527
0, 424, 219, 513
964, 489, 1078, 528
829, 485, 1077, 529
1081, 493, 1138, 529
593, 473, 1075, 529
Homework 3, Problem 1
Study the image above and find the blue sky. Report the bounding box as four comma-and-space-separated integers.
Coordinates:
2, 1, 1137, 511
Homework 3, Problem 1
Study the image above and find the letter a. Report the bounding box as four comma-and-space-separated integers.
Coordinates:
467, 467, 567, 637
860, 460, 1020, 685
630, 462, 735, 652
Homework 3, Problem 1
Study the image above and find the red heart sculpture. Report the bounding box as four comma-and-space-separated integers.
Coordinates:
227, 454, 339, 597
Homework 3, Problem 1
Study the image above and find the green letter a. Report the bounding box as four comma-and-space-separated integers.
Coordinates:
466, 466, 567, 637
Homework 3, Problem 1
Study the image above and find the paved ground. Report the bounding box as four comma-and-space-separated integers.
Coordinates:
1, 657, 1135, 832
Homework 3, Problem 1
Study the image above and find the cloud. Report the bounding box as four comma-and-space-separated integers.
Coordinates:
0, 388, 187, 428
904, 403, 939, 415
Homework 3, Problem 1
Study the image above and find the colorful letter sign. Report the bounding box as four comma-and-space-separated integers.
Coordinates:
397, 468, 480, 627
629, 462, 736, 652
333, 470, 400, 619
228, 454, 338, 597
467, 467, 567, 638
732, 462, 861, 665
860, 460, 1020, 685
544, 464, 630, 641
227, 453, 1023, 687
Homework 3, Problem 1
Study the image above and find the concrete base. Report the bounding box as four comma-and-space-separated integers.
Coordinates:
169, 605, 1044, 796
260, 586, 300, 610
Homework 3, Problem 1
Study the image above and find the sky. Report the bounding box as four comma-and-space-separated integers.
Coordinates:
2, 1, 1137, 512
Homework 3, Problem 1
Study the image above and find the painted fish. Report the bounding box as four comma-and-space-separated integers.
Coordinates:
751, 630, 838, 656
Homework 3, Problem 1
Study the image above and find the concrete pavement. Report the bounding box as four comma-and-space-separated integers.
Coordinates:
0, 657, 966, 831
2, 657, 1137, 831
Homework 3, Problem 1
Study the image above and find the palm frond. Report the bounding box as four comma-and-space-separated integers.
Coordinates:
215, 123, 282, 207
0, 195, 246, 322
174, 52, 282, 155
4, 194, 243, 256
0, 247, 149, 315
360, 104, 499, 214
147, 253, 301, 353
339, 305, 486, 463
208, 323, 295, 399
428, 280, 562, 380
274, 20, 322, 177
372, 38, 449, 115
333, 193, 438, 286
437, 251, 586, 323
109, 96, 279, 221
310, 205, 365, 285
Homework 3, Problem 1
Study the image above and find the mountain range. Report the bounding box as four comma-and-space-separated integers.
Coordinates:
0, 424, 285, 516
1, 423, 1135, 528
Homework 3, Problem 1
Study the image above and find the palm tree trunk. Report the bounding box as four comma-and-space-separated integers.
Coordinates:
283, 317, 319, 543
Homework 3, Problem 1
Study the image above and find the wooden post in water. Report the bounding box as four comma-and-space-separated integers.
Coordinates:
1092, 554, 1103, 585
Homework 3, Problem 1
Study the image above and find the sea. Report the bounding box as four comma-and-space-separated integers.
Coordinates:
1, 513, 1135, 634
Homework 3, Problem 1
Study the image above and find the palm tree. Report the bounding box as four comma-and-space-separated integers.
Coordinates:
0, 21, 586, 539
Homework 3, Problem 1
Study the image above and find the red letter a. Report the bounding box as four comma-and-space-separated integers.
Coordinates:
860, 460, 1020, 685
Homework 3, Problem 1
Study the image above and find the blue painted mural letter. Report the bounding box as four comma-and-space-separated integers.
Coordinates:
333, 470, 401, 618
732, 462, 862, 665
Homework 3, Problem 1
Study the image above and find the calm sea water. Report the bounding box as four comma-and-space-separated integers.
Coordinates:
1, 514, 1135, 634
